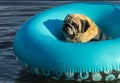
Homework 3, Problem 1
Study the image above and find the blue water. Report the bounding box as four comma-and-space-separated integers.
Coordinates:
0, 1, 120, 83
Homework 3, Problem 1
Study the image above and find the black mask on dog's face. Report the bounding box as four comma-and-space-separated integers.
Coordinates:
62, 15, 90, 40
62, 22, 76, 39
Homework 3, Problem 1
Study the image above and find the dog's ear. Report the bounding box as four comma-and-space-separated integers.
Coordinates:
81, 20, 90, 33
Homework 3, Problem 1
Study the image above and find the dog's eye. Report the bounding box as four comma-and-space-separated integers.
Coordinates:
72, 23, 77, 28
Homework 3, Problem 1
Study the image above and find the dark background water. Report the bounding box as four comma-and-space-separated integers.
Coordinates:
0, 1, 120, 83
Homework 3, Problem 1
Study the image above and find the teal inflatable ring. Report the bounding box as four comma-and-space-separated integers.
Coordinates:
14, 2, 120, 81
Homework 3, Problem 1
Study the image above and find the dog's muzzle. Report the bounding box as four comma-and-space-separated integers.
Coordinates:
62, 23, 76, 39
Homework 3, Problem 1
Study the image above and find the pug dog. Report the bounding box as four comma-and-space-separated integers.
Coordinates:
62, 14, 111, 42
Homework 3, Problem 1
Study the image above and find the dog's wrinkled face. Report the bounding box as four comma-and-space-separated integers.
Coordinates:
62, 14, 90, 41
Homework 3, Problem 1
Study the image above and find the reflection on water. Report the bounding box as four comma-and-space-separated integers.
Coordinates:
0, 1, 120, 83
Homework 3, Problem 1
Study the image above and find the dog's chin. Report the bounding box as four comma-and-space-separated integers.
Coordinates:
63, 34, 78, 42
66, 37, 79, 42
66, 37, 74, 42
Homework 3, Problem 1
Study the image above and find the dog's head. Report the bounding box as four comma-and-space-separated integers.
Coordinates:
62, 14, 90, 41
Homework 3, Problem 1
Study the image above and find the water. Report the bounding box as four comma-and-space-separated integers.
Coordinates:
0, 1, 120, 83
